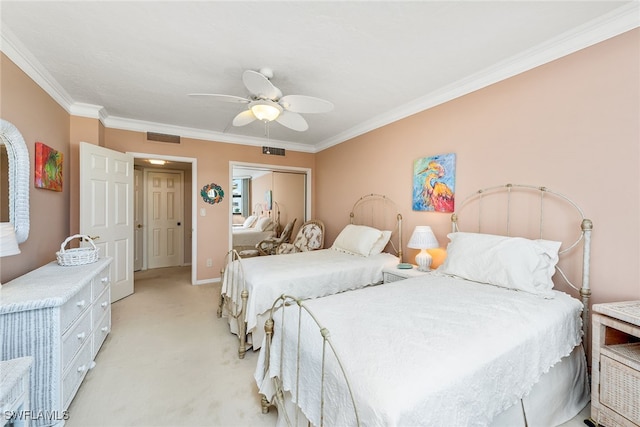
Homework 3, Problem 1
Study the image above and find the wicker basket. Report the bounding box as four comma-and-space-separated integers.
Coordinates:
56, 234, 99, 266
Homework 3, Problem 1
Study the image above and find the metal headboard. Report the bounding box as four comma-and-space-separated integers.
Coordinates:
451, 184, 593, 341
349, 194, 403, 262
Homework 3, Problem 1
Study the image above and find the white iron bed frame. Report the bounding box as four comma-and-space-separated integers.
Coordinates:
258, 183, 593, 426
218, 193, 403, 359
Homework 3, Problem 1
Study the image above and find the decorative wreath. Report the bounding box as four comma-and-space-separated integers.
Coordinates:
201, 183, 224, 205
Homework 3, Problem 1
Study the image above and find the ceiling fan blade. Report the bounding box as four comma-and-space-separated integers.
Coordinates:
243, 70, 280, 100
232, 110, 257, 127
279, 95, 334, 113
276, 111, 309, 132
188, 93, 249, 104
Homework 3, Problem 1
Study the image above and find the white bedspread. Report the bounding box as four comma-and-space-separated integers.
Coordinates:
222, 249, 398, 339
232, 227, 274, 248
255, 273, 584, 427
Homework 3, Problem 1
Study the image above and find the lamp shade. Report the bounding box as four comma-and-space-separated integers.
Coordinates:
407, 226, 438, 272
0, 223, 21, 257
407, 226, 439, 250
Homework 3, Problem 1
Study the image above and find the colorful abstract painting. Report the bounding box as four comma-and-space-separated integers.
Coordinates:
412, 153, 456, 212
35, 142, 63, 192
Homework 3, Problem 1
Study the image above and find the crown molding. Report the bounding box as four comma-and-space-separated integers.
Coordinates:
69, 103, 108, 122
315, 2, 640, 152
103, 116, 316, 153
1, 26, 75, 113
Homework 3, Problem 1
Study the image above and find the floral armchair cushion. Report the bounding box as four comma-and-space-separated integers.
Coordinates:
277, 220, 325, 254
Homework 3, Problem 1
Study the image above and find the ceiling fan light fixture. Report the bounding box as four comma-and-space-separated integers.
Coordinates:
250, 100, 282, 122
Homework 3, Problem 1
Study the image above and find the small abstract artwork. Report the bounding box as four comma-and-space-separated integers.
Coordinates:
412, 153, 456, 212
35, 142, 63, 192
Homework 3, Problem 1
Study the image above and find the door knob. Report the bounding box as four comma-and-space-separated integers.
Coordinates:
137, 224, 143, 228
177, 222, 181, 226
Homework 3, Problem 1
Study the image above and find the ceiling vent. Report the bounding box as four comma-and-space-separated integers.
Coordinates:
147, 132, 180, 144
262, 146, 285, 156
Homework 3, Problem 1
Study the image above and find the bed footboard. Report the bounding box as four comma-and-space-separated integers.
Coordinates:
219, 249, 250, 359
259, 295, 360, 426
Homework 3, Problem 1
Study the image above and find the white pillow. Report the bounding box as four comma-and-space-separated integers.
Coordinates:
242, 215, 258, 229
369, 230, 392, 256
437, 232, 561, 298
254, 216, 272, 231
331, 224, 383, 257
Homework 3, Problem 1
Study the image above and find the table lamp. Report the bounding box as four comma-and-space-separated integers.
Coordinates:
407, 225, 439, 271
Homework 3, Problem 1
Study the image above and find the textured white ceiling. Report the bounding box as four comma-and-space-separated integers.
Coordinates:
1, 1, 637, 152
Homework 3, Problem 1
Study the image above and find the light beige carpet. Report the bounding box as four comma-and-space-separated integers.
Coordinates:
66, 266, 589, 427
65, 266, 277, 427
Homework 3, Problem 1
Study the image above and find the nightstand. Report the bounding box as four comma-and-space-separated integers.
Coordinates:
382, 265, 431, 283
591, 301, 640, 427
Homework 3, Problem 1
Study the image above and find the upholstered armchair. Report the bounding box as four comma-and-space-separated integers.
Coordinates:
256, 218, 297, 256
276, 219, 325, 254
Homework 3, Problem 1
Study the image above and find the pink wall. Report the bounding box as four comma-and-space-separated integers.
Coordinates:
316, 29, 640, 304
1, 53, 71, 283
2, 29, 638, 304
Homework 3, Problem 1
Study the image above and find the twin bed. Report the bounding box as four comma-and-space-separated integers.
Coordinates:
219, 194, 403, 358
252, 184, 593, 426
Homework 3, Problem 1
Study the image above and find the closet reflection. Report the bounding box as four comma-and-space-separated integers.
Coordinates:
231, 166, 307, 253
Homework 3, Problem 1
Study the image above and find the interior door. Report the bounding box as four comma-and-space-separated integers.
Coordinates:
147, 171, 183, 269
133, 168, 143, 271
80, 142, 134, 302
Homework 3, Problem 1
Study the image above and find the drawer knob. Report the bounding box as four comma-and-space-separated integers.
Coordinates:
101, 301, 108, 308
77, 332, 86, 340
77, 365, 86, 373
101, 277, 109, 284
101, 326, 109, 333
76, 300, 86, 308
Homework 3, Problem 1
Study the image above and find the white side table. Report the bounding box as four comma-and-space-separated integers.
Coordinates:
1, 356, 33, 427
382, 265, 431, 283
591, 301, 640, 427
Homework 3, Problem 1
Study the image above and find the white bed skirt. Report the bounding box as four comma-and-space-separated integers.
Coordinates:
270, 344, 590, 427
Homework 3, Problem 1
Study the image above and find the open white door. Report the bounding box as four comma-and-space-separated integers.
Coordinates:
80, 142, 134, 302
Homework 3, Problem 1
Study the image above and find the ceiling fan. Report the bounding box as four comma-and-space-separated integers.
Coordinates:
189, 68, 333, 132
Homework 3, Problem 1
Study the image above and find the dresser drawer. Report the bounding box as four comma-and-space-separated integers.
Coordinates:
92, 287, 111, 330
62, 309, 92, 370
62, 342, 93, 410
93, 306, 111, 358
60, 283, 92, 334
91, 267, 110, 302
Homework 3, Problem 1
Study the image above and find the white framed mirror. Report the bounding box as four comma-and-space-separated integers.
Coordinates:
0, 119, 30, 243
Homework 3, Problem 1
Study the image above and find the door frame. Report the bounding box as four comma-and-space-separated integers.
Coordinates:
129, 152, 197, 285
229, 161, 312, 252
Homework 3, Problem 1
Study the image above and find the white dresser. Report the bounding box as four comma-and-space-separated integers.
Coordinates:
0, 258, 112, 427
